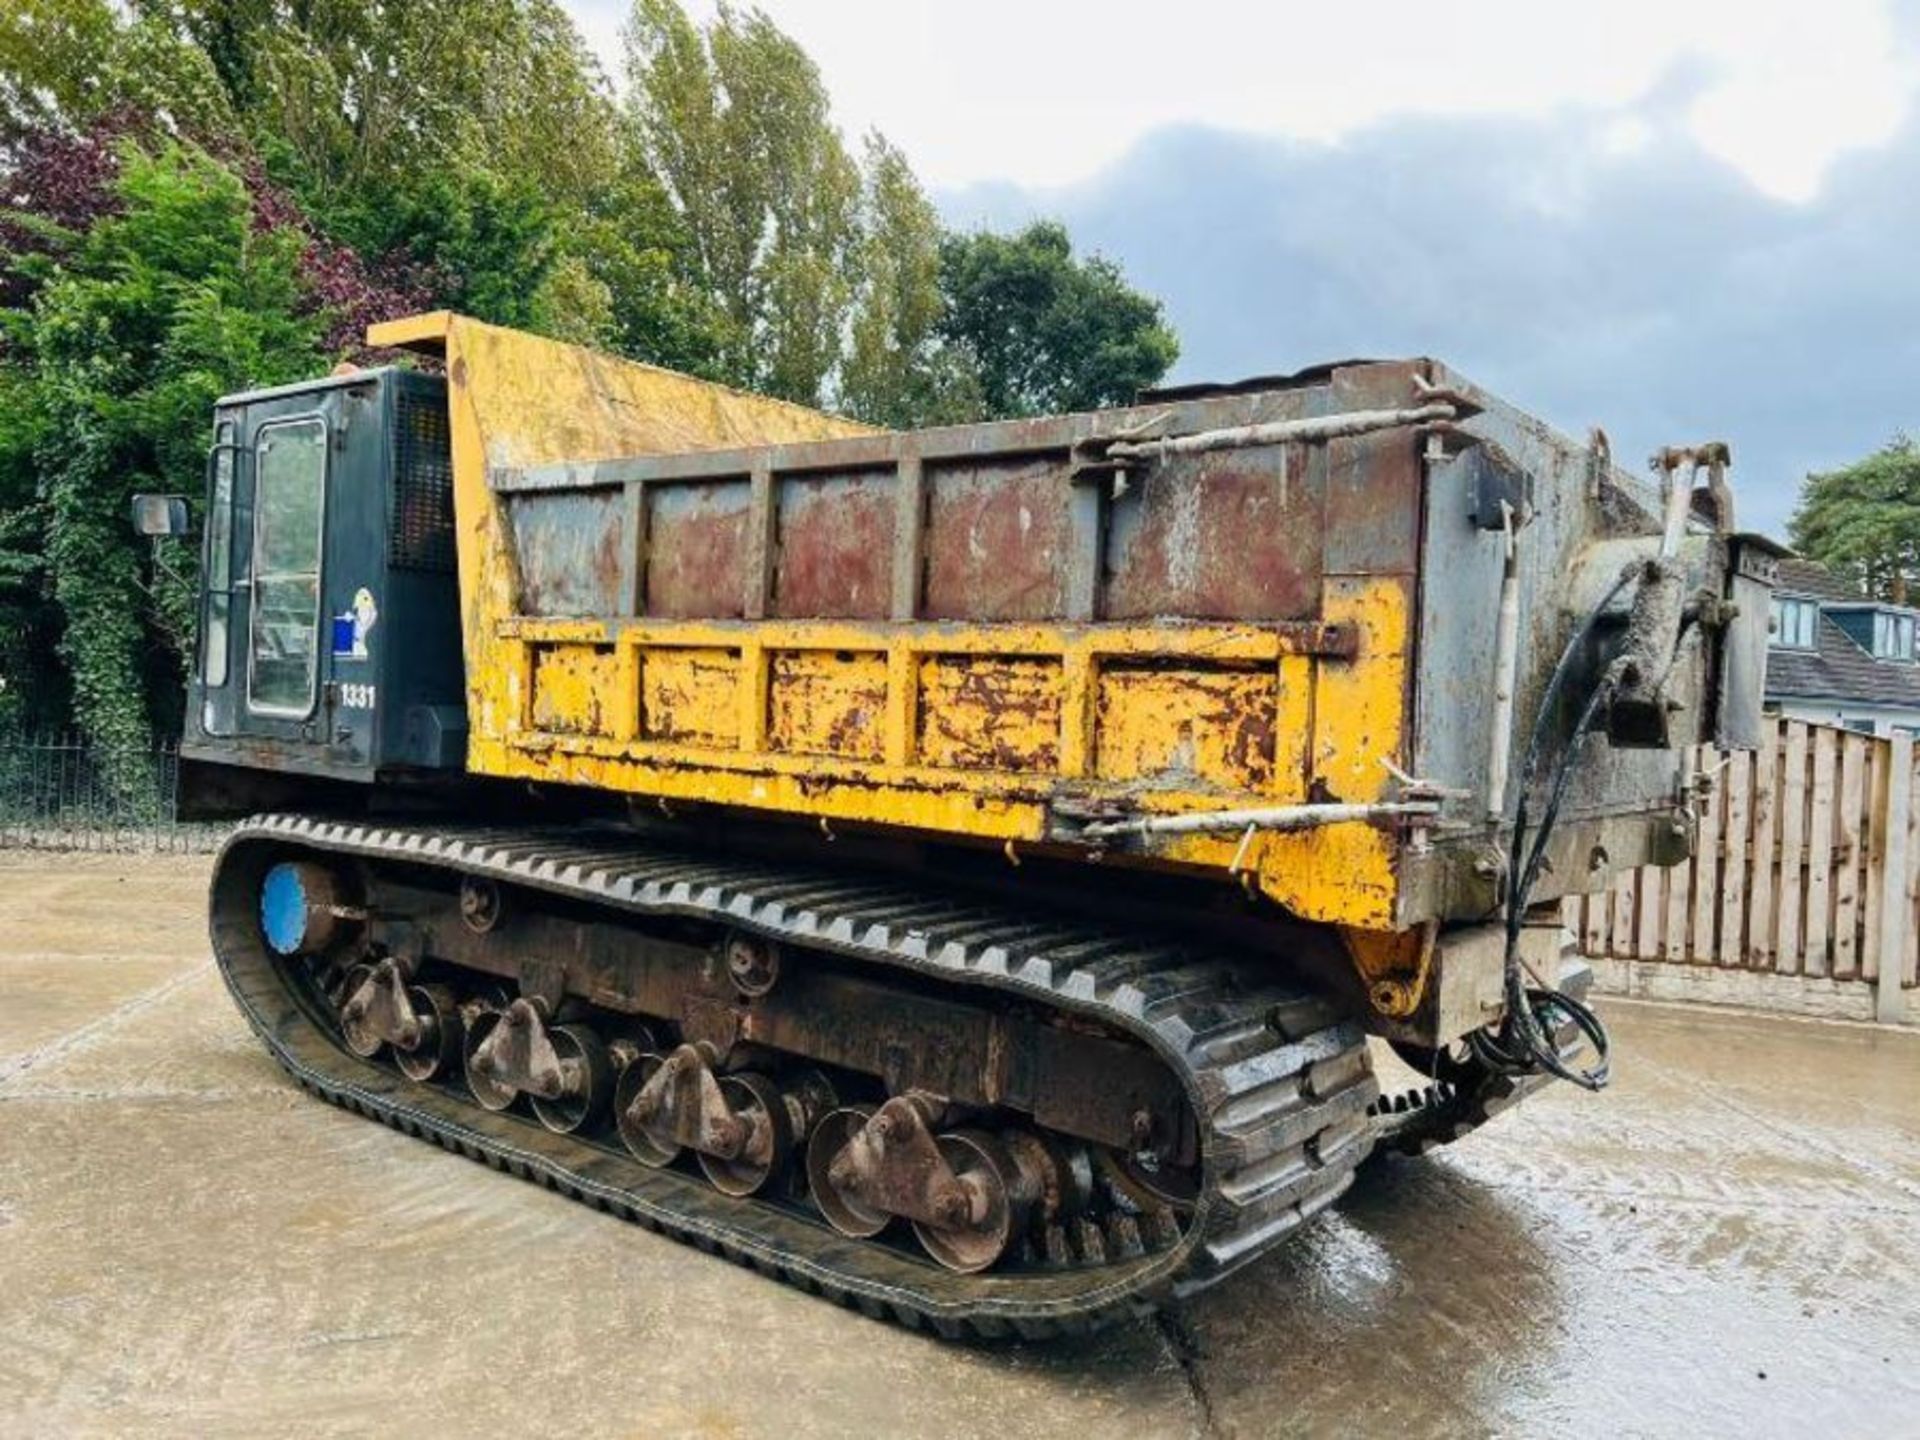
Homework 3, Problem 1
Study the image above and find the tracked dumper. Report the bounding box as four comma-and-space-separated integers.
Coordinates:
163, 312, 1776, 1336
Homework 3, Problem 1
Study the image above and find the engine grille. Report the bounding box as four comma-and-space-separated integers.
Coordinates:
390, 390, 455, 572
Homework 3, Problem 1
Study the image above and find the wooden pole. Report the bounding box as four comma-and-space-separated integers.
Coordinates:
1875, 732, 1912, 1025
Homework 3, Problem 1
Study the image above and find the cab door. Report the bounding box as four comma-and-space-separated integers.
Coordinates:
242, 411, 331, 731
196, 384, 351, 759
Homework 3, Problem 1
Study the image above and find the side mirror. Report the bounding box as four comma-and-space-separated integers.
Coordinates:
131, 494, 191, 537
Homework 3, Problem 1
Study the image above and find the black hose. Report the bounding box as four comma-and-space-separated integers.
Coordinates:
1480, 565, 1642, 1092
1480, 672, 1616, 1089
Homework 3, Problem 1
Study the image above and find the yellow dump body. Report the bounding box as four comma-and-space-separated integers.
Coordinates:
370, 312, 1714, 939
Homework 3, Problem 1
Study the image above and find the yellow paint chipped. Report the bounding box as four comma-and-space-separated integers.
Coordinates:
393, 312, 1423, 937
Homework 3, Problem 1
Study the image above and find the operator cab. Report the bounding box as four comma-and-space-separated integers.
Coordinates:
180, 367, 466, 791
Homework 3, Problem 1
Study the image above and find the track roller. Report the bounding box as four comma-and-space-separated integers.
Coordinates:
614, 1042, 829, 1195
806, 1105, 887, 1237
461, 996, 610, 1131
337, 957, 454, 1071
808, 1093, 1076, 1273
393, 983, 464, 1082
912, 1130, 1022, 1274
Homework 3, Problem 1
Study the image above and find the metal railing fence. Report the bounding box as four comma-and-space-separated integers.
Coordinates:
0, 731, 227, 853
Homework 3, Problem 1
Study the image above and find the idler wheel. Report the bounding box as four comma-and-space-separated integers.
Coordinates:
806, 1105, 889, 1237
394, 983, 463, 1083
531, 1024, 613, 1135
697, 1072, 793, 1197
462, 1010, 519, 1112
615, 1053, 681, 1167
912, 1130, 1022, 1274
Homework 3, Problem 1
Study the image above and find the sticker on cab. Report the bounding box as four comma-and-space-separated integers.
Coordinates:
331, 587, 379, 659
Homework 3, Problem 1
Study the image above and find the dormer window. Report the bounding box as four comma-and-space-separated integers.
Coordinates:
1874, 610, 1915, 662
1770, 596, 1818, 649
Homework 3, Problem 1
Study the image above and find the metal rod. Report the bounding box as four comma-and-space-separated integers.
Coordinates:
1486, 501, 1523, 821
1105, 403, 1459, 462
1078, 800, 1441, 841
1660, 462, 1693, 558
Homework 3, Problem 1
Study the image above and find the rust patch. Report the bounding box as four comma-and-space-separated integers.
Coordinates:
646, 481, 750, 618
1093, 662, 1276, 792
772, 470, 895, 619
1324, 363, 1425, 575
767, 650, 888, 760
923, 458, 1071, 621
641, 647, 740, 748
917, 656, 1062, 772
1104, 445, 1321, 621
507, 492, 625, 618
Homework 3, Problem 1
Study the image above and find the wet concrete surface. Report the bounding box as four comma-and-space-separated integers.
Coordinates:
1, 851, 1917, 1438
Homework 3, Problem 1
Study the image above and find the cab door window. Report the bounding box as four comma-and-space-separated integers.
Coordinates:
202, 421, 236, 688
246, 417, 328, 717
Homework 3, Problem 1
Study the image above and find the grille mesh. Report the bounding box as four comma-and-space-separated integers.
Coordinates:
390, 391, 455, 572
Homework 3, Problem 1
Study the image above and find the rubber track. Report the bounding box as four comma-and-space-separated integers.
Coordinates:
1366, 959, 1594, 1158
1368, 1068, 1546, 1157
210, 815, 1382, 1339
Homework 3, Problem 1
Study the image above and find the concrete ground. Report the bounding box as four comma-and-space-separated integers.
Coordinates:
1, 852, 1917, 1439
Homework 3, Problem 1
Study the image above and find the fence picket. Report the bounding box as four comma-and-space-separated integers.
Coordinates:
1664, 757, 1694, 962
1906, 743, 1920, 988
1833, 734, 1867, 979
1636, 860, 1664, 957
1583, 877, 1608, 955
1717, 749, 1752, 966
1804, 727, 1838, 977
1690, 748, 1723, 962
1776, 724, 1810, 974
1864, 739, 1886, 982
1610, 870, 1635, 957
1747, 719, 1780, 969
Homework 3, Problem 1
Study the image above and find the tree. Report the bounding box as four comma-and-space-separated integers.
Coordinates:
1789, 438, 1920, 604
0, 138, 323, 757
623, 0, 859, 404
556, 160, 725, 375
939, 221, 1178, 418
319, 167, 558, 333
172, 0, 619, 208
839, 133, 979, 428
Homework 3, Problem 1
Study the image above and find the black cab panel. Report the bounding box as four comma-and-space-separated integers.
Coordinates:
185, 368, 465, 783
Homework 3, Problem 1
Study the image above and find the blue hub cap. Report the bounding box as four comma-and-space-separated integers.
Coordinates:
260, 862, 311, 956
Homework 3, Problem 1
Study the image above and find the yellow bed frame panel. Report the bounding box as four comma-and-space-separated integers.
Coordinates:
371, 314, 1414, 931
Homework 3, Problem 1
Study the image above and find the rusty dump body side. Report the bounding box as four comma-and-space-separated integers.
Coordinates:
372, 312, 1724, 942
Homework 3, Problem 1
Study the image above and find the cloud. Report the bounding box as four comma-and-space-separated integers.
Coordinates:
940, 89, 1920, 537
566, 1, 1915, 199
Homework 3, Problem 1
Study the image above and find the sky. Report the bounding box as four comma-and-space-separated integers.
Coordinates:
565, 0, 1920, 536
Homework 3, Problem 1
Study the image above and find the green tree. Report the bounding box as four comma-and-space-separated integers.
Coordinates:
557, 160, 725, 374
1, 1, 235, 145
321, 167, 557, 332
172, 0, 618, 207
623, 0, 859, 404
1789, 437, 1920, 604
0, 140, 321, 757
939, 220, 1178, 418
839, 134, 979, 427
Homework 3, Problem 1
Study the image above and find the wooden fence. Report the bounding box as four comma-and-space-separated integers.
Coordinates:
1564, 718, 1917, 1024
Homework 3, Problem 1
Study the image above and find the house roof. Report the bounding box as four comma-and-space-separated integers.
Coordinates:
1765, 558, 1920, 709
1773, 556, 1862, 603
